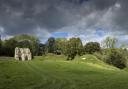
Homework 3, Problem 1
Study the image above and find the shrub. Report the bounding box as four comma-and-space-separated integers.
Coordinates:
105, 49, 127, 69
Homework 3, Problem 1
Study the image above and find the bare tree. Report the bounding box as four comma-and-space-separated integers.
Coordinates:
102, 37, 117, 48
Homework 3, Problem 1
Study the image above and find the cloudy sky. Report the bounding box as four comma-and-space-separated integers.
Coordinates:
0, 0, 128, 45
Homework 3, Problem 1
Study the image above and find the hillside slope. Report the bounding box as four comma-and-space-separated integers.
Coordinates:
0, 55, 128, 89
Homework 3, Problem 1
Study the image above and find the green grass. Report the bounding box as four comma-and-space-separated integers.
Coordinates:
0, 55, 128, 89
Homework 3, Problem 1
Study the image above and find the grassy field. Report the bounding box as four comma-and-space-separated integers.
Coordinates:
0, 54, 128, 89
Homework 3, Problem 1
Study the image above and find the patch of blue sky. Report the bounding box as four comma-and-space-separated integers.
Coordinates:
51, 32, 68, 38
95, 27, 106, 37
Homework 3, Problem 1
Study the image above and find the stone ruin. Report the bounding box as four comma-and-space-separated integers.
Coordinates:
14, 47, 32, 61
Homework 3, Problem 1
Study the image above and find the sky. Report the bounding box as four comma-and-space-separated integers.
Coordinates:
0, 0, 128, 45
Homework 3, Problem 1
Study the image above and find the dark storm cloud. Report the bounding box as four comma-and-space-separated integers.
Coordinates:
112, 0, 128, 33
0, 0, 127, 38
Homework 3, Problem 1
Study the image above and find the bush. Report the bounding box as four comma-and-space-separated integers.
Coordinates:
105, 49, 127, 69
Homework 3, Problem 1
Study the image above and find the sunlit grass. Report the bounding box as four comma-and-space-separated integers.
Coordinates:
0, 55, 128, 89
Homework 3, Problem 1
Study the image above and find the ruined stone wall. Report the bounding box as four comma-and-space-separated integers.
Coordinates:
14, 47, 32, 61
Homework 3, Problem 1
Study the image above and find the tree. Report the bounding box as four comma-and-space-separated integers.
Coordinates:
65, 38, 83, 60
84, 42, 101, 54
17, 40, 32, 48
47, 37, 56, 53
1, 34, 40, 57
3, 38, 18, 56
76, 38, 84, 56
55, 38, 68, 55
102, 37, 117, 48
13, 34, 40, 56
38, 43, 47, 56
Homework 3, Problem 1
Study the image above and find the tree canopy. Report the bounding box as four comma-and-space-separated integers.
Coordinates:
84, 42, 101, 54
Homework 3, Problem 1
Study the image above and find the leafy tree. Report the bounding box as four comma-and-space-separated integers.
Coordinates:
17, 40, 32, 48
3, 38, 18, 56
102, 37, 117, 48
84, 42, 101, 54
47, 37, 56, 53
65, 38, 83, 60
1, 34, 40, 56
55, 38, 68, 55
13, 34, 40, 56
76, 38, 84, 56
38, 43, 47, 56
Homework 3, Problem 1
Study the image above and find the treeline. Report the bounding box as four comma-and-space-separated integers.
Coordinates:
0, 34, 128, 69
0, 34, 39, 57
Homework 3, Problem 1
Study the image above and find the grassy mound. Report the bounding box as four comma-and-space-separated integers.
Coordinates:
0, 55, 128, 89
